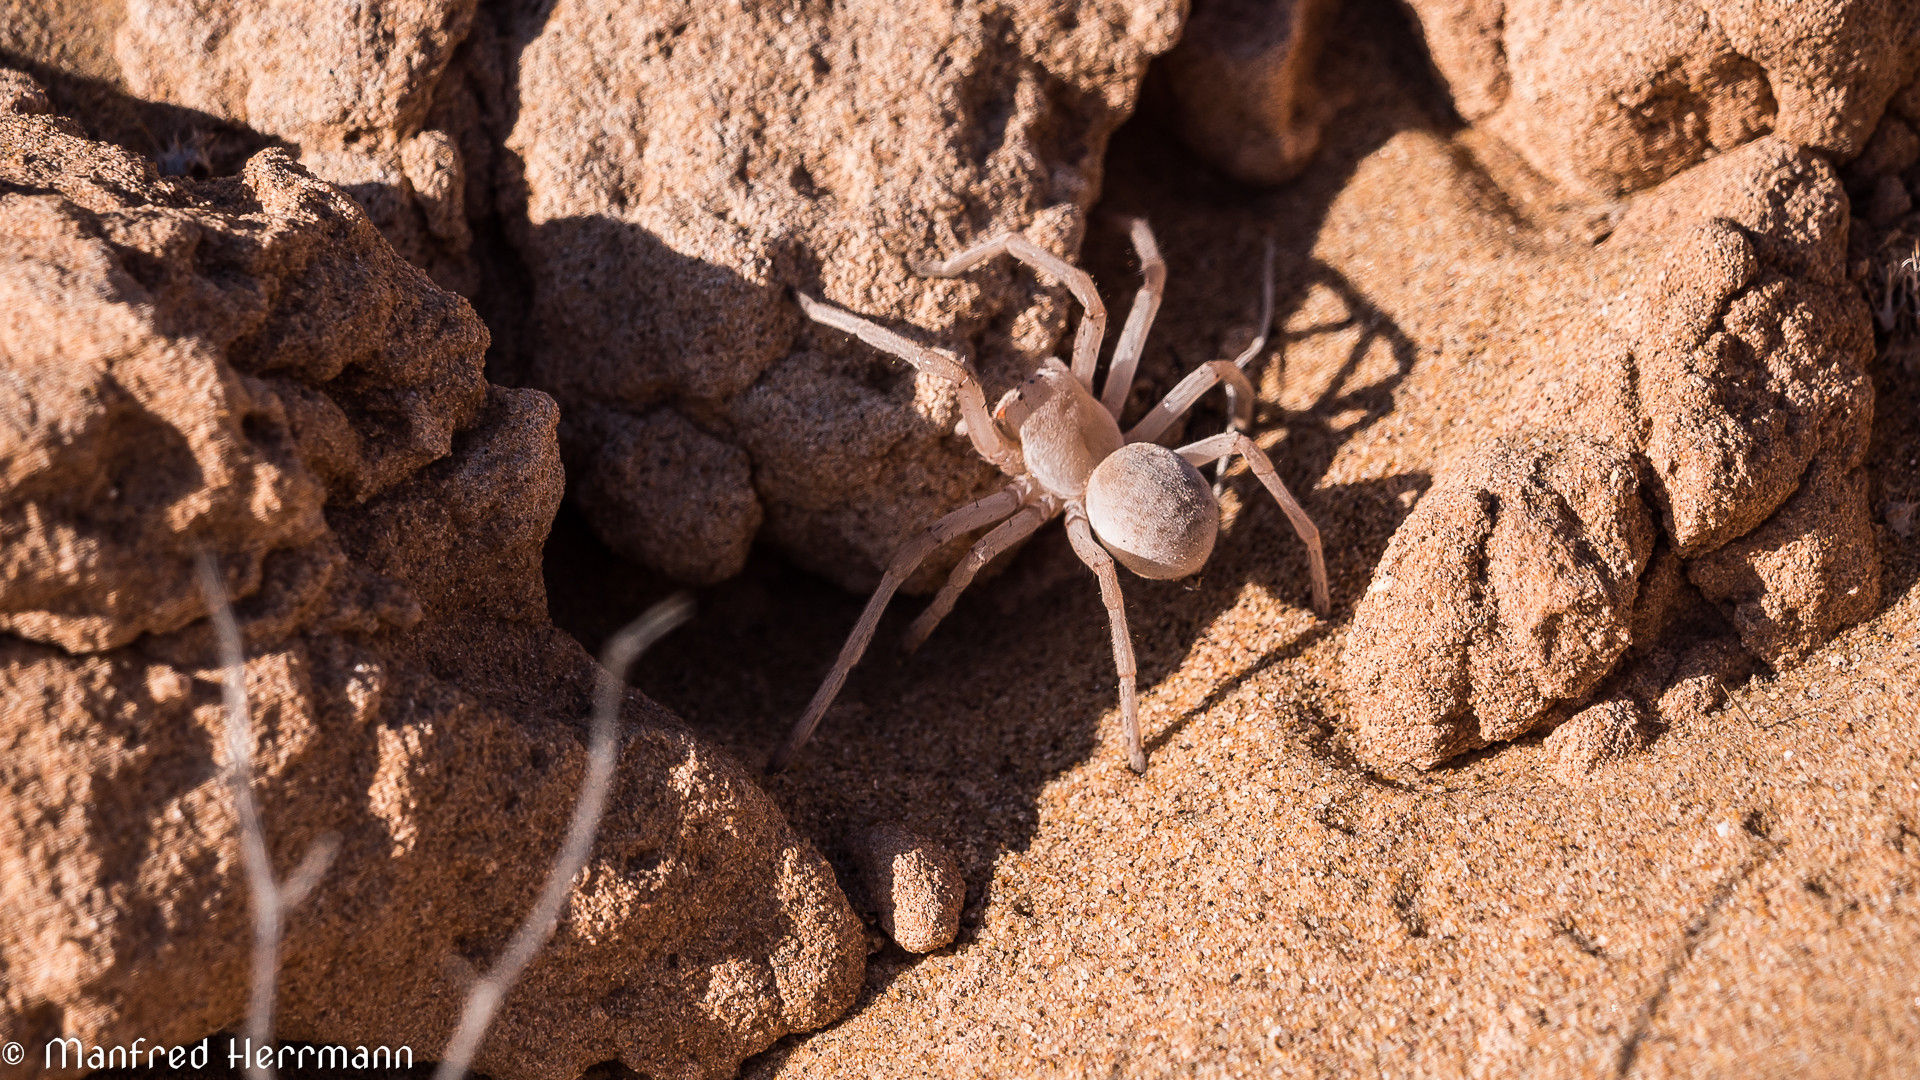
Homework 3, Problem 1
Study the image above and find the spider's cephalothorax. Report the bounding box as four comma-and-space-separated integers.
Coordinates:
772, 221, 1330, 774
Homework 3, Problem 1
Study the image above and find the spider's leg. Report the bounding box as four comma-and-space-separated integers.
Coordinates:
1231, 237, 1278, 371
1215, 238, 1278, 484
1177, 432, 1330, 615
1100, 217, 1166, 419
768, 488, 1024, 773
1065, 506, 1146, 774
796, 291, 1017, 470
903, 502, 1053, 654
912, 233, 1107, 392
1124, 360, 1254, 446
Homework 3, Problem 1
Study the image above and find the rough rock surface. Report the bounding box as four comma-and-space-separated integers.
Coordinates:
1346, 133, 1882, 767
0, 98, 863, 1080
502, 0, 1184, 590
0, 66, 50, 113
1401, 0, 1920, 195
107, 0, 484, 292
568, 405, 763, 587
1345, 432, 1656, 767
1550, 139, 1882, 666
1157, 0, 1335, 185
1543, 697, 1651, 780
851, 825, 966, 955
1686, 453, 1884, 666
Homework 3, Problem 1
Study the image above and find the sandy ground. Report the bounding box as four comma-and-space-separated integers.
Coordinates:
542, 15, 1920, 1080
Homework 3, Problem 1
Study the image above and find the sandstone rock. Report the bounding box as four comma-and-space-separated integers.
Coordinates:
0, 68, 50, 114
1868, 173, 1915, 224
1544, 697, 1650, 781
0, 99, 864, 1080
0, 119, 465, 654
1616, 217, 1871, 557
569, 406, 763, 587
1655, 637, 1749, 726
1687, 453, 1884, 667
13, 0, 1185, 592
1402, 0, 1920, 196
851, 824, 966, 954
1345, 432, 1655, 768
110, 0, 483, 291
1346, 136, 1881, 768
1624, 544, 1694, 652
1609, 139, 1880, 661
503, 0, 1183, 590
1158, 0, 1335, 185
1848, 114, 1920, 181
1709, 0, 1920, 156
1896, 71, 1920, 124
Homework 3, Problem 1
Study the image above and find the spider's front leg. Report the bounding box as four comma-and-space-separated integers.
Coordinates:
795, 290, 1018, 471
768, 488, 1024, 773
911, 233, 1108, 392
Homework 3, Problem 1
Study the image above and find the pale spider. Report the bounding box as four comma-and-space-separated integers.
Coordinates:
770, 220, 1331, 774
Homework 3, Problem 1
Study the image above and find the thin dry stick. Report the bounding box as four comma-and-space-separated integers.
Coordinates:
197, 555, 340, 1080
433, 593, 696, 1080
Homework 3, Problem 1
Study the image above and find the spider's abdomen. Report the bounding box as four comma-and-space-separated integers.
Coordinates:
1085, 443, 1219, 579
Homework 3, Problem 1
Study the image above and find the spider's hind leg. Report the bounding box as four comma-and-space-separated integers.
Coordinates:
1176, 432, 1330, 616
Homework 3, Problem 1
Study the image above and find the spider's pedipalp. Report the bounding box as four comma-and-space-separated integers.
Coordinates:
1178, 431, 1330, 615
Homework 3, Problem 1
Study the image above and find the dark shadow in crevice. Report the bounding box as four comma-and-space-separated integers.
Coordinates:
444, 0, 560, 391
0, 51, 286, 177
1866, 326, 1920, 606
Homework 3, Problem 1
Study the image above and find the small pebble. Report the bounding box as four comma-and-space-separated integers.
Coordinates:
1544, 698, 1649, 782
851, 823, 964, 953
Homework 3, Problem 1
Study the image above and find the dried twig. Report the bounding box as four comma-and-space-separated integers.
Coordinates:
433, 593, 696, 1080
196, 554, 340, 1080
